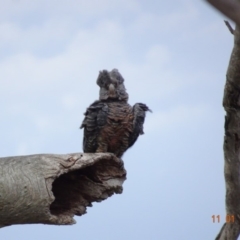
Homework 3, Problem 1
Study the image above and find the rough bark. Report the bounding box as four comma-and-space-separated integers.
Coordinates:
0, 152, 126, 228
206, 0, 240, 25
215, 25, 240, 239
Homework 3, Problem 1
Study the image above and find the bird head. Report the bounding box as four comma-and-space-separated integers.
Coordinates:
96, 69, 129, 101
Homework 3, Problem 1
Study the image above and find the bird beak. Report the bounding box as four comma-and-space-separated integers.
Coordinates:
109, 83, 115, 94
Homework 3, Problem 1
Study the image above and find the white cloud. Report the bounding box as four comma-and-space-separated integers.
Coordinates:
15, 142, 28, 155
145, 45, 171, 65
117, 45, 181, 104
145, 104, 210, 134
0, 0, 141, 22
0, 22, 21, 43
0, 0, 208, 107
0, 19, 126, 95
34, 115, 51, 131
62, 94, 79, 110
128, 0, 199, 35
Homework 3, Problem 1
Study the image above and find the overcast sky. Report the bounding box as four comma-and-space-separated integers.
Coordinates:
0, 0, 234, 239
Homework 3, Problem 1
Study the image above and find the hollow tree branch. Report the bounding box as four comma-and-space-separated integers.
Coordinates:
0, 152, 126, 228
216, 25, 240, 239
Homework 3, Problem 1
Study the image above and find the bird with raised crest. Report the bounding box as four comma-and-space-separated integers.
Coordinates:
80, 69, 151, 158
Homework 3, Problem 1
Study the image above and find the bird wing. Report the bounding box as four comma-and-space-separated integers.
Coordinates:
80, 100, 109, 153
128, 103, 151, 148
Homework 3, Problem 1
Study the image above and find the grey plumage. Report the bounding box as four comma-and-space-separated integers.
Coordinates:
80, 69, 151, 158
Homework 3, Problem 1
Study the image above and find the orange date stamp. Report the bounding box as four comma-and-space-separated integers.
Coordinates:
212, 215, 235, 223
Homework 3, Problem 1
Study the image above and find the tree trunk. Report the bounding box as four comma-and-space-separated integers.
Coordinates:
0, 152, 126, 228
215, 25, 240, 239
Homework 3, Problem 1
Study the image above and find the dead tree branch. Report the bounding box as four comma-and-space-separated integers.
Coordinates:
0, 152, 126, 228
216, 25, 240, 239
206, 0, 240, 25
224, 20, 235, 35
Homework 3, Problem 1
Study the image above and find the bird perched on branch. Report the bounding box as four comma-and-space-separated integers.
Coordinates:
80, 69, 151, 158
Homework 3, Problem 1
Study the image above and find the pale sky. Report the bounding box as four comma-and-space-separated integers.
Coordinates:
0, 0, 233, 239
